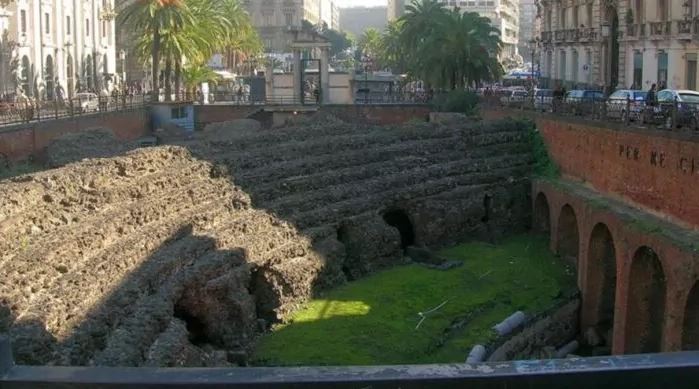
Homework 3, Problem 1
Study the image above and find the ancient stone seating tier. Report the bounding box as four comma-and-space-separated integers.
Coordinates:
0, 116, 533, 367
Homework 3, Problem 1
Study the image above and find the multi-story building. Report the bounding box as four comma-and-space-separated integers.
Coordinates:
0, 0, 117, 99
245, 0, 327, 54
320, 0, 338, 30
387, 0, 406, 22
339, 6, 388, 38
331, 2, 340, 31
538, 0, 699, 92
519, 0, 539, 56
623, 0, 699, 91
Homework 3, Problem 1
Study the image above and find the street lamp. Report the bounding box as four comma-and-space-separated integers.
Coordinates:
360, 55, 372, 104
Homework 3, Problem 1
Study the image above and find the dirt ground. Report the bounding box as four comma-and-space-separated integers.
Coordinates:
0, 115, 533, 367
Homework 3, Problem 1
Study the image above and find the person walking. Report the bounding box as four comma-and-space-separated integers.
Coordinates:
644, 83, 657, 124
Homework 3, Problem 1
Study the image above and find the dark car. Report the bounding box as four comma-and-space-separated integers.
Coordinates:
656, 89, 699, 130
563, 90, 605, 115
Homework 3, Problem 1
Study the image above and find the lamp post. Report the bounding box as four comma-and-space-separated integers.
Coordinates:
360, 55, 371, 104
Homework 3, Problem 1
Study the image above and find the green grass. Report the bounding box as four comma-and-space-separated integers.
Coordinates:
0, 161, 43, 181
252, 234, 576, 366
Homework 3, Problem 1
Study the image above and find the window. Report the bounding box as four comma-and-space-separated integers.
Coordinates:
687, 54, 697, 91
635, 0, 644, 23
45, 13, 49, 34
559, 50, 567, 81
658, 0, 668, 21
20, 10, 26, 33
572, 50, 579, 82
572, 6, 579, 28
66, 16, 71, 35
102, 20, 106, 37
586, 3, 593, 25
171, 106, 187, 119
284, 12, 293, 25
657, 52, 668, 87
86, 19, 90, 36
633, 52, 643, 89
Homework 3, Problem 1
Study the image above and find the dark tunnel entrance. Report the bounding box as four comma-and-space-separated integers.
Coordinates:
174, 304, 209, 346
383, 209, 415, 249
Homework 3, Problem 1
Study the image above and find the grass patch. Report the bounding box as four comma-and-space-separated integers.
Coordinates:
252, 234, 576, 366
0, 161, 44, 181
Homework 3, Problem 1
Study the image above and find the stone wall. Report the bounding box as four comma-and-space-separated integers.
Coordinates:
0, 109, 150, 162
0, 116, 533, 367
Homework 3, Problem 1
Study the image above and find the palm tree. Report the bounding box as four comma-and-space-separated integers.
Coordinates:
182, 63, 219, 99
119, 0, 192, 100
380, 20, 406, 74
358, 28, 382, 68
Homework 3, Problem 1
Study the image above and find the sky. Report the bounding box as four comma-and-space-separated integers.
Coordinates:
334, 0, 388, 7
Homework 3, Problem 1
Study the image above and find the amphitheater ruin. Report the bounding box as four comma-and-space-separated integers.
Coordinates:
1, 105, 699, 377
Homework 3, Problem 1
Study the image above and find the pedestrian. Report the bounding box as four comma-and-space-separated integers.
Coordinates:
644, 83, 657, 123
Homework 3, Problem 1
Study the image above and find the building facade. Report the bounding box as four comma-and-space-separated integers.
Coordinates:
387, 0, 406, 22
538, 0, 699, 92
0, 0, 117, 99
339, 6, 388, 38
519, 0, 540, 56
245, 0, 332, 54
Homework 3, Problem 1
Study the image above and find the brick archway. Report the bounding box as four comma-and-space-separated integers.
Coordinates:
534, 192, 551, 233
584, 223, 617, 340
625, 246, 666, 354
556, 204, 579, 266
682, 282, 699, 350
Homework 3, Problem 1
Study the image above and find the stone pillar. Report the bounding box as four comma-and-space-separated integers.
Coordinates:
320, 47, 329, 104
292, 48, 301, 104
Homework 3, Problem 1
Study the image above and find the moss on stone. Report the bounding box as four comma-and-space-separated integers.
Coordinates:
252, 234, 577, 366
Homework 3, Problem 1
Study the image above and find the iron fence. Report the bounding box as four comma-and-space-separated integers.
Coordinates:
484, 92, 699, 132
0, 94, 150, 126
1, 337, 699, 388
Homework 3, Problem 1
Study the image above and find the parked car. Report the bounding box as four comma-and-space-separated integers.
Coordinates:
72, 93, 99, 113
500, 89, 529, 107
656, 89, 699, 130
606, 89, 647, 121
564, 90, 605, 115
533, 89, 553, 112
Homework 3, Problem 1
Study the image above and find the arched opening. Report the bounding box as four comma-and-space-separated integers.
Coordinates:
556, 204, 579, 266
682, 282, 699, 350
585, 223, 617, 338
20, 56, 31, 96
382, 209, 415, 250
533, 193, 550, 233
45, 55, 54, 100
625, 246, 666, 353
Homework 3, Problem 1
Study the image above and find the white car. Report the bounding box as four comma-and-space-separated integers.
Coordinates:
73, 93, 99, 112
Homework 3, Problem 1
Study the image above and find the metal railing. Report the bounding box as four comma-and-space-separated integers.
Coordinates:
2, 337, 699, 388
0, 94, 150, 126
486, 92, 699, 132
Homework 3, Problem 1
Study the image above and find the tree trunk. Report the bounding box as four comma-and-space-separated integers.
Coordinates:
174, 60, 181, 101
151, 27, 160, 101
164, 58, 172, 102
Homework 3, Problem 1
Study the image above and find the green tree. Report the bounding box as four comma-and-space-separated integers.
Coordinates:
358, 28, 382, 68
119, 0, 192, 99
182, 63, 220, 98
392, 0, 503, 89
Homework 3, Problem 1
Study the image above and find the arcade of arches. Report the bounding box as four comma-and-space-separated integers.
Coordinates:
533, 180, 699, 355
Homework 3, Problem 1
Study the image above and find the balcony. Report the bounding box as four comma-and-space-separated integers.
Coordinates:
578, 27, 597, 42
677, 20, 693, 40
541, 31, 552, 43
565, 29, 579, 42
554, 29, 566, 42
649, 21, 671, 39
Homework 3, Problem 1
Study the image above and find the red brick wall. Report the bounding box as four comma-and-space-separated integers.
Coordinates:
0, 109, 149, 161
537, 117, 699, 229
535, 180, 698, 355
